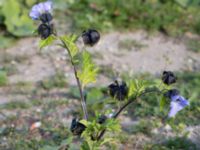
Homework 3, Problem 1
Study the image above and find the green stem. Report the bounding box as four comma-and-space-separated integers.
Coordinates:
97, 88, 164, 140
61, 39, 88, 120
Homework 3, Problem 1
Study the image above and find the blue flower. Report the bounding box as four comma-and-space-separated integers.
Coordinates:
29, 1, 53, 22
168, 94, 189, 118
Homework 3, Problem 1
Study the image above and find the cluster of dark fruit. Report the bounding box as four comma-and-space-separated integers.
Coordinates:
37, 13, 54, 39
70, 70, 177, 136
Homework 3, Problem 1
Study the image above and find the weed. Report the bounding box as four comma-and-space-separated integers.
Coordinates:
146, 137, 197, 150
40, 72, 68, 90
0, 71, 8, 86
0, 101, 30, 110
118, 39, 147, 51
186, 39, 200, 53
129, 119, 154, 136
68, 0, 200, 35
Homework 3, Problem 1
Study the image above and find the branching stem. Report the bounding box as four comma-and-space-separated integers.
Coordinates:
97, 88, 164, 140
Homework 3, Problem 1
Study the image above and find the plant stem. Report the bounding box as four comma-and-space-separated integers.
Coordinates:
97, 88, 162, 140
72, 64, 89, 120
61, 40, 89, 120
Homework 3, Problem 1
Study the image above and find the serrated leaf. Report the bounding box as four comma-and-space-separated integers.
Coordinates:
81, 141, 91, 150
105, 119, 121, 132
79, 119, 88, 127
101, 138, 115, 145
160, 95, 167, 112
39, 35, 56, 49
128, 79, 146, 97
77, 51, 98, 88
60, 35, 79, 58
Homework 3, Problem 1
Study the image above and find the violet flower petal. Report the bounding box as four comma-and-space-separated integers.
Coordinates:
168, 95, 189, 118
29, 1, 53, 20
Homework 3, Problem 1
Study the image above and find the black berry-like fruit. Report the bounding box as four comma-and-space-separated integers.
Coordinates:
70, 118, 86, 136
98, 115, 107, 124
82, 29, 100, 46
38, 23, 53, 39
162, 71, 177, 85
40, 13, 53, 23
108, 80, 128, 101
164, 89, 179, 98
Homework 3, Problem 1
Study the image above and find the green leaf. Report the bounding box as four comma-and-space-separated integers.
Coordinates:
39, 35, 56, 49
79, 119, 88, 127
2, 0, 35, 36
160, 95, 167, 112
39, 145, 59, 150
77, 51, 98, 88
60, 136, 73, 146
86, 88, 104, 105
100, 138, 115, 146
81, 141, 91, 150
0, 71, 8, 86
25, 0, 36, 7
105, 119, 121, 132
128, 79, 146, 97
60, 35, 79, 58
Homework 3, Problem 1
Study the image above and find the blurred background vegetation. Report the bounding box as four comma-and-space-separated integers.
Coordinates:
0, 0, 200, 149
1, 0, 200, 48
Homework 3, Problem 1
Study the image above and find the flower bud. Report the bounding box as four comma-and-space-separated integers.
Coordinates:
70, 118, 86, 136
40, 13, 53, 23
81, 29, 100, 46
98, 115, 107, 124
37, 23, 53, 39
108, 80, 128, 101
164, 89, 179, 98
162, 71, 177, 85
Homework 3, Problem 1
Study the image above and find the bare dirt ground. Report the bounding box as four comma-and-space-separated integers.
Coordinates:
2, 31, 200, 83
0, 31, 200, 149
0, 31, 199, 105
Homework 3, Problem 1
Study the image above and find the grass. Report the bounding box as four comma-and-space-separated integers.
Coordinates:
186, 39, 200, 53
0, 101, 31, 110
0, 0, 200, 53
0, 72, 200, 149
2, 64, 18, 76
0, 124, 73, 150
40, 72, 68, 90
118, 39, 147, 51
0, 71, 8, 86
1, 0, 200, 51
146, 137, 197, 150
0, 35, 16, 49
67, 0, 200, 36
128, 119, 155, 136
